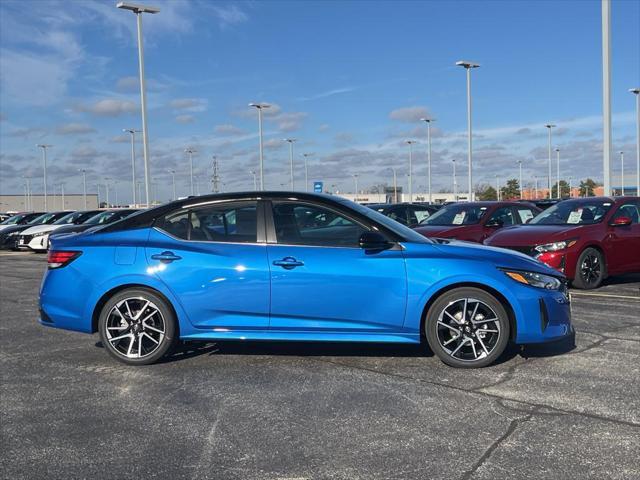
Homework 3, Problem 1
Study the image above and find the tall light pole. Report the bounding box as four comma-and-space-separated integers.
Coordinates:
495, 175, 500, 201
78, 169, 87, 209
249, 102, 271, 189
137, 182, 143, 204
185, 148, 196, 196
284, 138, 296, 190
211, 156, 220, 193
352, 174, 359, 198
456, 60, 480, 201
569, 177, 573, 198
168, 170, 176, 200
452, 159, 457, 200
619, 151, 625, 196
249, 170, 257, 191
60, 183, 65, 209
123, 128, 140, 205
555, 147, 561, 198
36, 144, 52, 210
602, 0, 612, 196
518, 160, 523, 199
104, 178, 110, 207
534, 176, 538, 200
630, 88, 640, 195
302, 153, 313, 192
117, 2, 159, 209
23, 177, 31, 211
545, 124, 556, 199
96, 183, 101, 206
390, 167, 398, 203
420, 118, 435, 203
405, 140, 416, 203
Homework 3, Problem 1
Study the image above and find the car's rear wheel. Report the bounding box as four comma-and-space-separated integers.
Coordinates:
98, 288, 177, 365
425, 288, 510, 368
572, 247, 605, 290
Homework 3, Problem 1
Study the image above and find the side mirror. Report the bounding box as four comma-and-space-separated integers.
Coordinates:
485, 219, 504, 228
610, 216, 632, 227
359, 231, 393, 251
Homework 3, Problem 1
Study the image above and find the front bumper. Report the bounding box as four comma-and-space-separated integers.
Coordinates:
514, 286, 573, 344
17, 234, 49, 251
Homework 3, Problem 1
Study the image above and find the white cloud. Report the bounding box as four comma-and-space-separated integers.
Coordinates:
75, 99, 138, 117
214, 124, 245, 136
389, 106, 432, 123
298, 87, 356, 101
55, 123, 96, 135
170, 98, 208, 112
175, 114, 195, 124
207, 4, 249, 29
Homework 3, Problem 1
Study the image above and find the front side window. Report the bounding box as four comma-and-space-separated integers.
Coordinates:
412, 207, 432, 225
529, 200, 613, 225
486, 207, 515, 226
272, 202, 367, 247
423, 204, 488, 226
157, 202, 258, 243
516, 207, 536, 224
612, 201, 640, 224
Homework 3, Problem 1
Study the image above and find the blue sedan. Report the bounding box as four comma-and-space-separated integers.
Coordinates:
40, 192, 573, 368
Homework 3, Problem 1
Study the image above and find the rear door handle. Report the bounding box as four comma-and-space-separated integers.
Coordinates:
272, 256, 304, 270
151, 251, 182, 262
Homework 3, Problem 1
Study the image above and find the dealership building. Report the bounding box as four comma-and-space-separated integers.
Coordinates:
0, 194, 99, 212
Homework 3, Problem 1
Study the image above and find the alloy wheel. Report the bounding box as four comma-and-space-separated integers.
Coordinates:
436, 297, 501, 362
104, 297, 166, 359
580, 253, 601, 286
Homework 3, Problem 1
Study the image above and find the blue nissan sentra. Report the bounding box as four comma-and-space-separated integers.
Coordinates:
40, 192, 573, 368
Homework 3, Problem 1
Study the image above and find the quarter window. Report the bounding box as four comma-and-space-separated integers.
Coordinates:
157, 202, 258, 243
272, 202, 367, 247
487, 207, 515, 226
516, 208, 536, 224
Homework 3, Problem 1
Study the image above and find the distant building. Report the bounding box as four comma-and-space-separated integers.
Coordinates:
0, 194, 99, 212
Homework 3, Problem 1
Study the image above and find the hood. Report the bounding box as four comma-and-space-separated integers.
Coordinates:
485, 224, 584, 247
20, 224, 64, 236
404, 239, 560, 277
414, 224, 478, 238
0, 224, 31, 236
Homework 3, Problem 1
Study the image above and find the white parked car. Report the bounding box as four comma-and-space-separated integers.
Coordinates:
17, 210, 100, 252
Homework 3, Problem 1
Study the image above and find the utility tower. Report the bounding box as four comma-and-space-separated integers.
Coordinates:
212, 155, 220, 193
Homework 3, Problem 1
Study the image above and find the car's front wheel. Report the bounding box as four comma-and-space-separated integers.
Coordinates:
572, 247, 605, 290
98, 288, 177, 365
425, 287, 510, 368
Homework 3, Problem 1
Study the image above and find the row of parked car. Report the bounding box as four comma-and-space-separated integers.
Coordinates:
372, 197, 639, 290
0, 209, 139, 252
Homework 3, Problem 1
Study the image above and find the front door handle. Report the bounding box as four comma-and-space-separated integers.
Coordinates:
273, 256, 304, 270
151, 251, 182, 263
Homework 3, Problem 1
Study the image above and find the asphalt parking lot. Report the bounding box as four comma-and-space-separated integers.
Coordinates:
1, 251, 639, 480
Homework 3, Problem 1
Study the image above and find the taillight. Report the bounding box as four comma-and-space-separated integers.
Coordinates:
47, 250, 82, 269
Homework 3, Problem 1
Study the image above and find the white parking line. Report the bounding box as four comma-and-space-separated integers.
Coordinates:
571, 291, 640, 301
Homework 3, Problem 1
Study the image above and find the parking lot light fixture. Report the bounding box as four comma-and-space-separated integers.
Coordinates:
249, 103, 271, 190
36, 144, 52, 210
555, 147, 561, 199
185, 148, 196, 196
405, 140, 416, 202
123, 129, 141, 205
117, 2, 159, 208
518, 160, 523, 199
456, 60, 480, 201
545, 124, 556, 198
78, 169, 87, 209
284, 139, 296, 190
619, 151, 624, 196
420, 118, 435, 203
302, 153, 313, 192
630, 88, 640, 195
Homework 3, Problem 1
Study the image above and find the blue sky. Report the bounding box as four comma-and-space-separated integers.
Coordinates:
1, 0, 638, 203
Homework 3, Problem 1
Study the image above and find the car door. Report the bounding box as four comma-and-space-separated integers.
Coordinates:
146, 200, 271, 328
605, 200, 640, 272
266, 200, 408, 331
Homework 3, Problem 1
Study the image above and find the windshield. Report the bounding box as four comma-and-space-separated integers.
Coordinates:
54, 211, 84, 225
1, 214, 27, 225
29, 213, 58, 224
529, 200, 612, 225
422, 204, 488, 226
339, 199, 431, 243
85, 211, 117, 225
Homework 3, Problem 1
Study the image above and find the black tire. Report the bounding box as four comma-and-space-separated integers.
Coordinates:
572, 247, 605, 290
425, 287, 510, 368
98, 288, 177, 365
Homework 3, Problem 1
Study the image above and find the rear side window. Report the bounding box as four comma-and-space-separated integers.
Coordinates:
515, 207, 536, 224
157, 202, 258, 243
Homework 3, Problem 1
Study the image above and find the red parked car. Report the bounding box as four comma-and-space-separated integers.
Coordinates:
484, 197, 640, 289
413, 201, 541, 243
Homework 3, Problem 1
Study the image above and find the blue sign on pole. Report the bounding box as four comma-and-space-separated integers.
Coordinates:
313, 181, 323, 193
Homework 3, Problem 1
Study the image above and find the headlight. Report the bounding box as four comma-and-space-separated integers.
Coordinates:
502, 269, 562, 290
534, 239, 577, 253
32, 232, 47, 238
